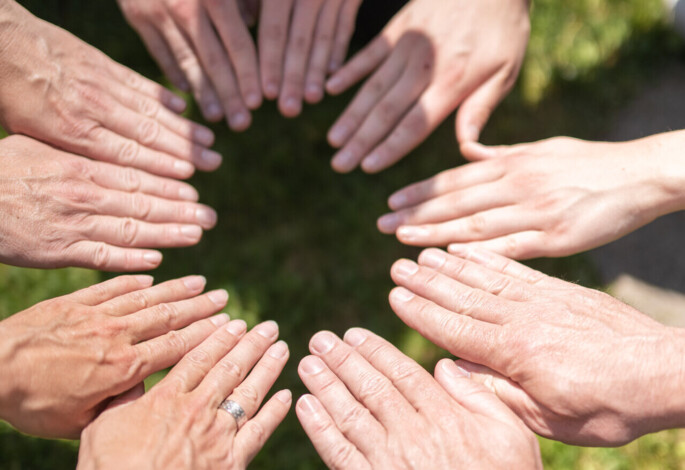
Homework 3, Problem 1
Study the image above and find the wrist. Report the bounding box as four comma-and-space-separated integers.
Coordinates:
0, 318, 20, 423
637, 131, 685, 215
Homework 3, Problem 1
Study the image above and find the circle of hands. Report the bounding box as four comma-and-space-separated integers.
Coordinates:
1, 0, 685, 469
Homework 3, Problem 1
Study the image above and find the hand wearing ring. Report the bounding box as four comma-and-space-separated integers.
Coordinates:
77, 320, 291, 470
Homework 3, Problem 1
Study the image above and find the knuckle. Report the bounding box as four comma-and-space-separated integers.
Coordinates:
466, 213, 487, 235
164, 330, 190, 354
235, 383, 260, 411
92, 243, 112, 269
137, 95, 160, 118
126, 290, 152, 311
155, 302, 180, 329
328, 442, 357, 470
120, 218, 140, 246
218, 358, 243, 381
137, 119, 161, 147
186, 348, 214, 369
455, 290, 482, 316
241, 420, 267, 447
357, 373, 392, 402
121, 167, 142, 192
132, 193, 153, 220
118, 140, 140, 165
337, 404, 369, 434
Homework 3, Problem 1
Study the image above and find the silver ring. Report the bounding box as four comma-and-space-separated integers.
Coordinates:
220, 399, 247, 428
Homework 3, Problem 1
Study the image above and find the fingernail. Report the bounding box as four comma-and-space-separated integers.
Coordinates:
183, 275, 206, 290
200, 149, 222, 168
211, 313, 230, 326
265, 82, 279, 98
391, 287, 415, 302
285, 97, 301, 115
306, 84, 322, 101
194, 127, 215, 146
328, 125, 348, 145
134, 274, 154, 285
178, 185, 199, 201
394, 259, 419, 278
299, 356, 325, 375
275, 389, 292, 404
297, 394, 320, 414
206, 103, 223, 120
227, 319, 247, 336
246, 92, 262, 109
361, 153, 382, 172
441, 360, 471, 378
397, 226, 430, 242
230, 112, 249, 129
174, 160, 195, 175
465, 124, 480, 142
332, 150, 356, 170
377, 213, 400, 233
448, 243, 467, 255
388, 193, 408, 209
328, 60, 339, 73
327, 75, 342, 92
207, 289, 229, 306
343, 328, 367, 347
310, 332, 336, 355
143, 251, 163, 265
268, 340, 289, 359
420, 249, 446, 269
181, 225, 202, 239
196, 207, 218, 228
170, 95, 186, 111
255, 320, 279, 339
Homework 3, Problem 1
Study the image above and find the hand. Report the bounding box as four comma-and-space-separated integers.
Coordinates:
117, 0, 261, 131
0, 135, 217, 271
0, 275, 230, 438
296, 329, 542, 469
258, 0, 363, 116
378, 134, 685, 258
326, 0, 530, 173
389, 247, 685, 446
77, 319, 291, 469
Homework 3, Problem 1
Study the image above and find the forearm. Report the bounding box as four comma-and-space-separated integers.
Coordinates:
0, 319, 20, 425
635, 130, 685, 216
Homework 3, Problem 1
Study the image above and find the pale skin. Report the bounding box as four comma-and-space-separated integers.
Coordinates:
77, 320, 291, 470
117, 0, 262, 131
378, 133, 685, 259
0, 0, 221, 178
296, 329, 542, 469
258, 0, 363, 117
0, 135, 217, 271
389, 247, 685, 446
326, 0, 530, 173
0, 275, 230, 439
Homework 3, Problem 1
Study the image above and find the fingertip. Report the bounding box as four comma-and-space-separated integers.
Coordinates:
193, 127, 215, 147
304, 84, 324, 104
203, 103, 225, 123
436, 358, 471, 381
388, 286, 415, 304
388, 192, 408, 211
245, 92, 263, 110
228, 111, 252, 132
143, 251, 163, 268
278, 96, 303, 118
326, 75, 345, 95
274, 389, 292, 405
360, 153, 385, 174
178, 184, 200, 202
134, 274, 155, 286
167, 94, 187, 113
296, 394, 321, 415
377, 213, 400, 234
330, 149, 358, 173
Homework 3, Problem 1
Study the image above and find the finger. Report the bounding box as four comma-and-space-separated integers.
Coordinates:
332, 40, 433, 173
360, 85, 456, 174
83, 216, 204, 248
137, 314, 231, 380
76, 127, 195, 180
197, 321, 281, 408
328, 0, 363, 73
234, 390, 292, 465
449, 231, 559, 260
435, 359, 528, 425
303, 0, 345, 104
106, 78, 217, 152
160, 20, 225, 122
309, 331, 415, 425
206, 0, 263, 110
224, 340, 289, 421
298, 355, 385, 454
68, 275, 154, 306
378, 182, 510, 234
326, 34, 391, 95
92, 189, 217, 229
165, 319, 248, 392
447, 245, 566, 289
100, 275, 207, 317
391, 259, 511, 323
456, 70, 516, 149
65, 240, 163, 272
394, 205, 547, 247
388, 286, 504, 369
296, 395, 370, 469
129, 289, 228, 343
86, 161, 200, 202
259, 0, 295, 100
129, 22, 190, 93
106, 382, 146, 410
417, 249, 531, 301
279, 0, 326, 117
387, 162, 504, 211
326, 40, 403, 152
342, 328, 449, 409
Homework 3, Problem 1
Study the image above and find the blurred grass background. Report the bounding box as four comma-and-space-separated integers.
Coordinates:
1, 0, 685, 468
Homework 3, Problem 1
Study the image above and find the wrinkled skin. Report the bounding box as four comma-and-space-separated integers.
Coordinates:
326, 0, 530, 173
0, 275, 229, 438
78, 320, 291, 470
0, 135, 217, 271
0, 1, 220, 177
296, 329, 542, 469
390, 247, 685, 446
379, 133, 685, 258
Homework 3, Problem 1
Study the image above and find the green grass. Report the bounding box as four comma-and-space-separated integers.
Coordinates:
1, 0, 684, 468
